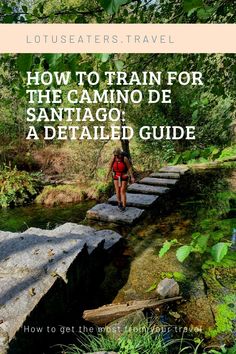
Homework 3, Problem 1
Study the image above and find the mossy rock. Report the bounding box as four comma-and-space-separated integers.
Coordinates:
203, 267, 236, 343
206, 296, 236, 343
36, 185, 87, 206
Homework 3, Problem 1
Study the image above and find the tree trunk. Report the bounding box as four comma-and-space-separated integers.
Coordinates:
119, 102, 131, 158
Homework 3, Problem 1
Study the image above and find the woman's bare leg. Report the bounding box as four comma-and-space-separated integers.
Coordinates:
114, 180, 121, 205
121, 181, 128, 208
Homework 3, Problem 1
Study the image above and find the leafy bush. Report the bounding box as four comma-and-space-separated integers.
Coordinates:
86, 178, 114, 201
218, 145, 236, 160
158, 185, 236, 268
95, 180, 113, 200
170, 146, 221, 165
0, 166, 40, 207
170, 144, 236, 165
159, 234, 230, 265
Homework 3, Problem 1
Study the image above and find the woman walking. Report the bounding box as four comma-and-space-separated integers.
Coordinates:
106, 148, 135, 212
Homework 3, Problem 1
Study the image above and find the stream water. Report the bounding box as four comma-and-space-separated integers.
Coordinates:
0, 200, 96, 232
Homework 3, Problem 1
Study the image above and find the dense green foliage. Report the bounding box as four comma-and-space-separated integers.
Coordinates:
0, 166, 40, 207
159, 176, 236, 269
156, 172, 236, 340
170, 145, 236, 165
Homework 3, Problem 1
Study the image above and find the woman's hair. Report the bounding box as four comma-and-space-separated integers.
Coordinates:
113, 148, 122, 156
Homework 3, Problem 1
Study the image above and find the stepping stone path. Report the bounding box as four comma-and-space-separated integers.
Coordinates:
159, 165, 189, 174
87, 165, 189, 225
150, 172, 180, 179
108, 193, 158, 209
139, 177, 178, 187
87, 203, 144, 225
127, 183, 169, 195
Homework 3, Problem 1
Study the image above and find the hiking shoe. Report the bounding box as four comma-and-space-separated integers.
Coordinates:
121, 206, 126, 213
117, 203, 123, 211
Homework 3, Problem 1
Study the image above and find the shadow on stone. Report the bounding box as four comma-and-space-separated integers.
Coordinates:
4, 231, 130, 354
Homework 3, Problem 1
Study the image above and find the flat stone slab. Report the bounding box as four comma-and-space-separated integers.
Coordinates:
0, 223, 121, 353
159, 165, 189, 174
150, 172, 180, 179
108, 193, 158, 208
139, 177, 178, 187
87, 203, 144, 225
127, 183, 169, 195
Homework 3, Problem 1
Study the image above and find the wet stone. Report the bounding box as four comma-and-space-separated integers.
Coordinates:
179, 276, 215, 330
127, 183, 169, 195
150, 172, 180, 179
87, 203, 144, 225
159, 165, 189, 175
156, 278, 180, 299
108, 193, 158, 208
139, 177, 178, 187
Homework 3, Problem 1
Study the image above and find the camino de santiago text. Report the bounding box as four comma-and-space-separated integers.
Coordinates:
25, 70, 203, 141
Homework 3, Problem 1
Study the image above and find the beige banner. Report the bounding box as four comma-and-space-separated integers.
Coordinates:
0, 24, 235, 53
